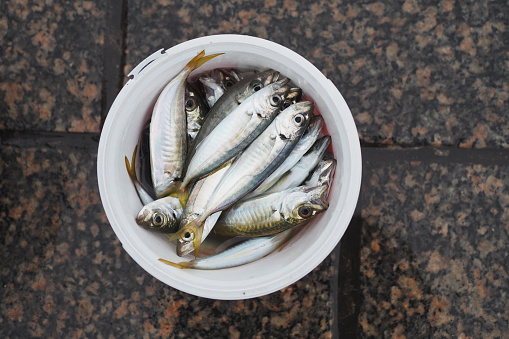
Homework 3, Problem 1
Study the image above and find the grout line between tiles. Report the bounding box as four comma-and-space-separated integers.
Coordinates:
101, 0, 128, 128
362, 146, 509, 166
336, 201, 362, 339
330, 242, 340, 339
0, 130, 100, 153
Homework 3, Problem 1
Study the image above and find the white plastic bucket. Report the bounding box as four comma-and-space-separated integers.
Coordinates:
97, 34, 362, 300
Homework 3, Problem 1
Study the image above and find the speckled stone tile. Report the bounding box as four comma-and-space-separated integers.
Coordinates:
0, 138, 338, 338
0, 1, 105, 132
359, 157, 509, 338
126, 0, 509, 148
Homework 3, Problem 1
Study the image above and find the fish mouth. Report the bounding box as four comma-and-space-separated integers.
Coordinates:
135, 208, 150, 226
310, 185, 330, 209
176, 239, 194, 257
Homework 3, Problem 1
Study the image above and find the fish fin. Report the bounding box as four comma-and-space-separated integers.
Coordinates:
160, 181, 189, 207
185, 50, 223, 71
168, 227, 185, 242
124, 145, 139, 183
193, 224, 205, 258
158, 258, 193, 269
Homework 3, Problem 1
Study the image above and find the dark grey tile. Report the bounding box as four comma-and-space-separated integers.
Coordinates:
126, 0, 509, 148
358, 154, 509, 337
0, 1, 105, 132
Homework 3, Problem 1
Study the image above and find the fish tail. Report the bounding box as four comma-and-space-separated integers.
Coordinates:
158, 258, 194, 269
185, 50, 224, 71
125, 145, 139, 183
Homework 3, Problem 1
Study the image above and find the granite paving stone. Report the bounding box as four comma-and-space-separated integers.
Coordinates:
2, 0, 509, 337
0, 139, 338, 338
359, 156, 509, 338
0, 0, 105, 132
126, 0, 509, 149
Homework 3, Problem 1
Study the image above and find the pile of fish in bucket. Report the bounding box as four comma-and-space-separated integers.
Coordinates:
125, 50, 336, 270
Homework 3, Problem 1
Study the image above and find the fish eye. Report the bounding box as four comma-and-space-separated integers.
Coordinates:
224, 79, 235, 88
298, 206, 313, 218
152, 213, 164, 226
182, 231, 193, 241
185, 97, 197, 111
282, 101, 292, 109
251, 81, 263, 92
293, 114, 304, 125
270, 95, 281, 106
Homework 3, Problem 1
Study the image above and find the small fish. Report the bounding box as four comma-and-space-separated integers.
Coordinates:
150, 50, 222, 198
125, 145, 155, 206
305, 156, 337, 199
213, 185, 329, 237
135, 196, 183, 233
264, 136, 331, 195
181, 79, 291, 189
175, 159, 234, 257
185, 83, 209, 142
246, 115, 323, 198
225, 68, 256, 83
199, 69, 238, 107
159, 229, 295, 270
187, 69, 282, 164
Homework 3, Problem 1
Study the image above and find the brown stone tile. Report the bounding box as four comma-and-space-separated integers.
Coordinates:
359, 155, 509, 337
125, 0, 509, 148
0, 1, 105, 132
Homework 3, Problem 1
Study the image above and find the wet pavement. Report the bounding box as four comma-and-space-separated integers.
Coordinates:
1, 0, 508, 337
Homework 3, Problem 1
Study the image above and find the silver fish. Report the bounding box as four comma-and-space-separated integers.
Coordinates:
150, 50, 221, 198
135, 196, 183, 233
185, 83, 209, 142
264, 136, 331, 195
226, 68, 256, 83
213, 185, 329, 237
305, 156, 337, 199
199, 69, 238, 107
171, 101, 313, 257
246, 115, 323, 198
199, 75, 224, 107
187, 69, 282, 163
159, 229, 295, 270
181, 79, 291, 189
175, 159, 234, 257
125, 145, 155, 206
